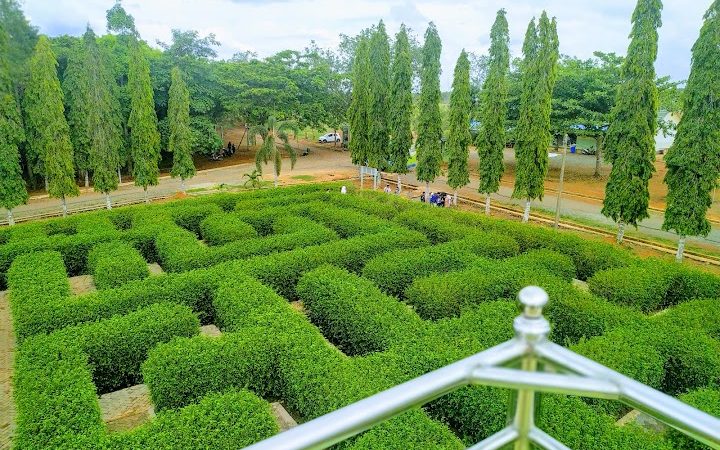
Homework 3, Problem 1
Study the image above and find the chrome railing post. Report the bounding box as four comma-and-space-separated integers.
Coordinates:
512, 286, 551, 450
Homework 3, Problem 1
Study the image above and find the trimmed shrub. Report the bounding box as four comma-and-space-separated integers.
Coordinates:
394, 208, 471, 244
504, 249, 576, 282
668, 388, 720, 450
107, 390, 278, 449
348, 409, 463, 450
200, 212, 257, 246
293, 202, 398, 238
87, 241, 150, 289
653, 299, 720, 341
168, 203, 222, 235
49, 302, 199, 393
298, 265, 423, 354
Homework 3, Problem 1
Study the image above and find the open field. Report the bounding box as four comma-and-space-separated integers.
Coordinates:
1, 184, 719, 449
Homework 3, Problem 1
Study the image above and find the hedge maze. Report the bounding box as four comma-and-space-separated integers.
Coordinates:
2, 183, 719, 449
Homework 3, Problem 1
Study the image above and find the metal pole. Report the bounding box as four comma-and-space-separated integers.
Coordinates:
554, 134, 568, 229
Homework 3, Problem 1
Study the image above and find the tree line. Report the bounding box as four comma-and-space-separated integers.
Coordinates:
348, 0, 720, 262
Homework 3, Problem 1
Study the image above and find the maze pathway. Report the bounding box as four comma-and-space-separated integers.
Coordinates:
0, 291, 15, 450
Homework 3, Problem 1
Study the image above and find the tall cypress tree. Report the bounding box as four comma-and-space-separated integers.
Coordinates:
367, 20, 391, 189
602, 0, 663, 243
168, 66, 195, 193
128, 39, 160, 202
446, 49, 471, 205
477, 9, 510, 214
512, 13, 559, 222
84, 26, 123, 209
416, 22, 443, 199
662, 0, 720, 261
62, 39, 91, 187
23, 36, 78, 216
388, 24, 413, 193
0, 28, 28, 225
348, 37, 371, 187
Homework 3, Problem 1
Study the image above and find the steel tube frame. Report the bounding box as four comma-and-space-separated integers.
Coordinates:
245, 287, 720, 450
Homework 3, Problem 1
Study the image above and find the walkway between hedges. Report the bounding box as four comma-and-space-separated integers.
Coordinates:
0, 290, 15, 450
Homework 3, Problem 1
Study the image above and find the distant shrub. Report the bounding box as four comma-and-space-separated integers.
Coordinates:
88, 241, 150, 289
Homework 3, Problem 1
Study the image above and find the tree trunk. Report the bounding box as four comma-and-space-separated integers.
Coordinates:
373, 169, 378, 190
616, 222, 625, 244
594, 136, 603, 178
522, 199, 531, 223
180, 178, 186, 194
84, 171, 90, 188
676, 236, 686, 263
61, 196, 68, 217
485, 196, 491, 215
453, 190, 458, 206
118, 167, 122, 184
397, 174, 402, 193
44, 177, 49, 192
144, 187, 149, 204
333, 128, 337, 147
425, 182, 430, 203
360, 166, 364, 189
7, 210, 14, 226
274, 173, 279, 188
105, 193, 112, 210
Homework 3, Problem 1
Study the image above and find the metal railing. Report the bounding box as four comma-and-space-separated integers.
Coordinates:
246, 286, 720, 450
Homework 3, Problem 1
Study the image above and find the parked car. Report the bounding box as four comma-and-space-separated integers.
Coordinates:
318, 132, 341, 143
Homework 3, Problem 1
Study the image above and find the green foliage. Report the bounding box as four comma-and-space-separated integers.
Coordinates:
387, 25, 413, 175
349, 37, 371, 166
602, 0, 662, 227
62, 37, 92, 176
87, 241, 150, 289
0, 27, 27, 211
662, 0, 720, 238
476, 9, 510, 195
446, 50, 471, 190
168, 66, 196, 181
251, 116, 299, 186
23, 36, 79, 199
200, 212, 257, 246
416, 23, 443, 184
512, 13, 559, 201
668, 388, 720, 450
128, 39, 161, 190
366, 20, 391, 170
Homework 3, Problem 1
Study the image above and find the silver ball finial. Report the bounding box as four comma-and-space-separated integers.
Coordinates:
514, 286, 551, 344
518, 286, 548, 318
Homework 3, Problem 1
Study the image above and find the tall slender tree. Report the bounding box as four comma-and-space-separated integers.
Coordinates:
168, 66, 195, 193
62, 39, 91, 187
512, 13, 559, 222
388, 25, 413, 193
476, 9, 510, 214
367, 20, 391, 189
348, 37, 371, 187
23, 36, 78, 216
128, 39, 160, 203
602, 0, 663, 243
446, 50, 471, 205
0, 28, 27, 225
84, 26, 123, 209
662, 0, 720, 262
416, 22, 443, 199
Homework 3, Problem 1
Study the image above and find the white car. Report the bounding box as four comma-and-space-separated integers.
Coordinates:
318, 132, 341, 143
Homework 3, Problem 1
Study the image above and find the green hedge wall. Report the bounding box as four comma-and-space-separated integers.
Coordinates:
668, 388, 720, 450
87, 241, 150, 290
200, 212, 258, 246
297, 265, 424, 355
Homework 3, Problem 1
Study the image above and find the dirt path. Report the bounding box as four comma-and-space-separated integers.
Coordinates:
0, 291, 15, 450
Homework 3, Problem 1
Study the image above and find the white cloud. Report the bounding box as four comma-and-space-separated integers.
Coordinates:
23, 0, 709, 88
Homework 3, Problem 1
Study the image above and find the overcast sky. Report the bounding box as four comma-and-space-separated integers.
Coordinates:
22, 0, 711, 89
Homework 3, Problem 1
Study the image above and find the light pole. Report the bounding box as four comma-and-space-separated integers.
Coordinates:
553, 134, 568, 229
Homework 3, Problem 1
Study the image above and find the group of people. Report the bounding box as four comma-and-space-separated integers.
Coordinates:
420, 190, 452, 208
224, 141, 238, 157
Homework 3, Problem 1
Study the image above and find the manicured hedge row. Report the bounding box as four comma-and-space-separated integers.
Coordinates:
405, 250, 569, 320
239, 228, 428, 299
326, 190, 413, 220
653, 298, 720, 340
144, 277, 464, 448
106, 390, 278, 449
291, 202, 400, 238
87, 241, 150, 289
200, 212, 257, 245
297, 265, 424, 355
588, 260, 720, 312
13, 303, 199, 448
668, 388, 720, 450
155, 217, 338, 272
167, 202, 223, 235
